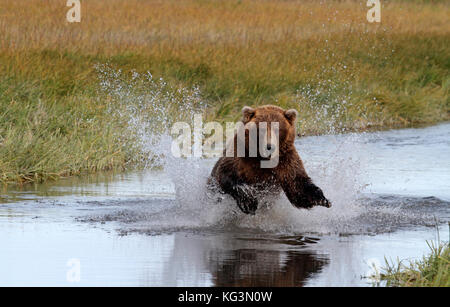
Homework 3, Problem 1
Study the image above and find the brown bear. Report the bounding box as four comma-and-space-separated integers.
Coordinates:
209, 105, 331, 214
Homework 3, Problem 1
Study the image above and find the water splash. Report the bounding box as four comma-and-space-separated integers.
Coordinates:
91, 65, 445, 236
96, 64, 206, 168
96, 64, 225, 228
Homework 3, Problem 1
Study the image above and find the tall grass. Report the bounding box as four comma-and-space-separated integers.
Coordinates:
381, 241, 450, 287
0, 0, 449, 184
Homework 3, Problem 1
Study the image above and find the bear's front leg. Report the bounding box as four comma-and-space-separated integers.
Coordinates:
210, 159, 259, 215
280, 174, 331, 209
219, 177, 258, 214
230, 184, 259, 215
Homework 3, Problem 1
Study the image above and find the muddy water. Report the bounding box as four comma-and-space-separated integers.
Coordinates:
0, 123, 449, 286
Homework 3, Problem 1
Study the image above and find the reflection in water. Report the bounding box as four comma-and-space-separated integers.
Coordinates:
0, 171, 174, 203
211, 249, 328, 287
148, 233, 329, 287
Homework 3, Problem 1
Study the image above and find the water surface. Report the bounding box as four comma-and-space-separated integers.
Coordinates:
1, 123, 449, 286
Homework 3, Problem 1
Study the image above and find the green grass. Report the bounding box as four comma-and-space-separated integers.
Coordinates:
380, 241, 450, 287
0, 0, 449, 184
0, 72, 127, 184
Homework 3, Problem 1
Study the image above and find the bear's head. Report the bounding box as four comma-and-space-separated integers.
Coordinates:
239, 105, 297, 160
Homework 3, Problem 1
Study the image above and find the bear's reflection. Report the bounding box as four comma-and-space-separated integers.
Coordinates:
209, 248, 328, 287
153, 233, 329, 287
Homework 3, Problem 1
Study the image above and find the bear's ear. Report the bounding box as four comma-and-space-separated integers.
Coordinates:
242, 106, 256, 123
284, 109, 298, 124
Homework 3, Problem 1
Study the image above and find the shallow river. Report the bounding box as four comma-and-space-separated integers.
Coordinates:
1, 123, 449, 286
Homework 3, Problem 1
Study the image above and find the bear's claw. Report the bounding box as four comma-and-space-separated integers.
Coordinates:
318, 198, 331, 208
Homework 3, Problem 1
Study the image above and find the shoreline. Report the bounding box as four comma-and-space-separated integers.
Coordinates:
2, 120, 449, 187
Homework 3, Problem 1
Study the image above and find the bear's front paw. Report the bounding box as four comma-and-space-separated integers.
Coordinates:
304, 182, 331, 209
312, 197, 331, 208
237, 198, 258, 215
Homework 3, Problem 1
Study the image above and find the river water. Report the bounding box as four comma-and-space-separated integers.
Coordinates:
0, 123, 449, 286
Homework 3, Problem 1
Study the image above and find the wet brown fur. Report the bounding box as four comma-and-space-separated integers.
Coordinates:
209, 105, 331, 214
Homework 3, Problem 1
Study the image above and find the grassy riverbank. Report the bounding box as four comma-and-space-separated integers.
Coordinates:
381, 242, 450, 287
0, 0, 449, 184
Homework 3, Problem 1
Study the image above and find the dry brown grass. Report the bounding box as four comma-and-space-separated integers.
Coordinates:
0, 0, 448, 53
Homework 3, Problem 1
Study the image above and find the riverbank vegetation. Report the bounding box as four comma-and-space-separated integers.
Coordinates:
381, 242, 450, 287
0, 0, 449, 184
